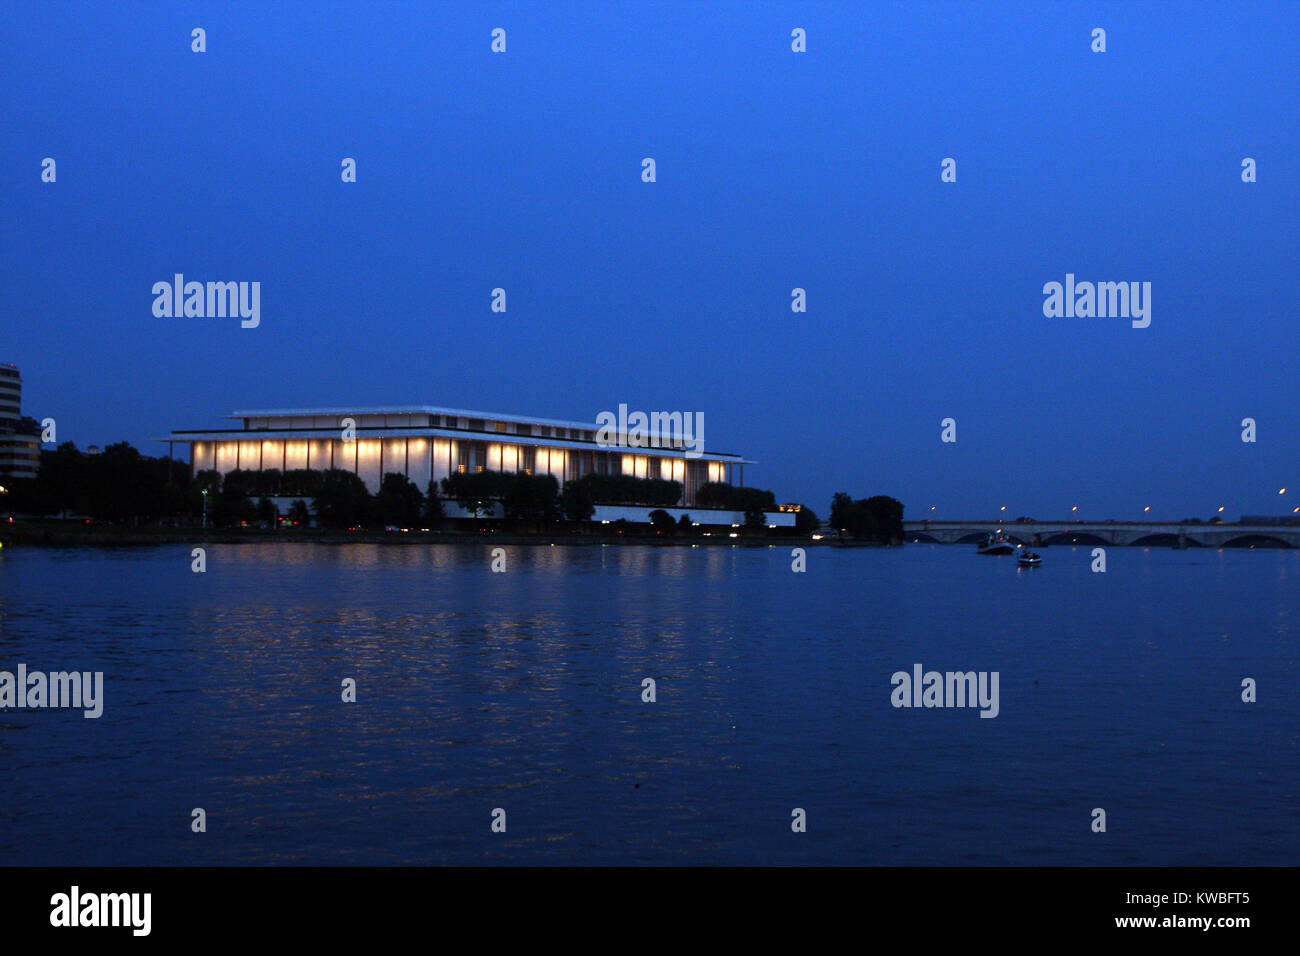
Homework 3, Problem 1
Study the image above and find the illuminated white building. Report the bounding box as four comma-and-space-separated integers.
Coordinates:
166, 405, 771, 513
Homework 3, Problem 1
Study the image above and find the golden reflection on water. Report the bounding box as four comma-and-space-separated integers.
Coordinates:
181, 544, 745, 772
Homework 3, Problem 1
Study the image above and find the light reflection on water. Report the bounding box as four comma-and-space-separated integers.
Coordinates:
0, 543, 1295, 865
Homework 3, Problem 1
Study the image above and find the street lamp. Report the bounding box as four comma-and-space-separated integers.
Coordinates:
201, 489, 208, 529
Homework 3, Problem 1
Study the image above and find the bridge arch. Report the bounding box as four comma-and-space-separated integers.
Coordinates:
1219, 535, 1294, 549
1043, 531, 1109, 546
1131, 533, 1203, 548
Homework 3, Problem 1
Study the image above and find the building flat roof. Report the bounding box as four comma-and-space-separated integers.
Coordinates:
228, 405, 666, 434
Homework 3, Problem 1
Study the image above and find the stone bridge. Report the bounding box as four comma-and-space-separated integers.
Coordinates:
903, 520, 1299, 548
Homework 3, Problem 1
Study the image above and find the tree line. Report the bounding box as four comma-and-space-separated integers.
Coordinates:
3, 442, 845, 535
829, 493, 905, 544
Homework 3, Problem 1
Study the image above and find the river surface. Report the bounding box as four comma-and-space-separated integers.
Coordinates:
0, 542, 1294, 865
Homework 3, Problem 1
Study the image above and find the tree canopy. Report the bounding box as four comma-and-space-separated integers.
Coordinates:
830, 493, 904, 544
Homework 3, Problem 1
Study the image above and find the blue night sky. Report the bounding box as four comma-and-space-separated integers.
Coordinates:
3, 1, 1297, 521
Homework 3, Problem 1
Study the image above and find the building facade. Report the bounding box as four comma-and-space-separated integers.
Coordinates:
0, 364, 40, 482
167, 406, 788, 521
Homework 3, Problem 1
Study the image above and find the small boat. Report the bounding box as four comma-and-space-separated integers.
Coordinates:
978, 531, 1016, 555
1017, 550, 1042, 567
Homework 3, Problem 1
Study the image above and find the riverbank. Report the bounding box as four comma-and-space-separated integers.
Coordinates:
0, 521, 828, 549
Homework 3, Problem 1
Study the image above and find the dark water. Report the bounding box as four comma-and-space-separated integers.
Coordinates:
0, 542, 1294, 865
